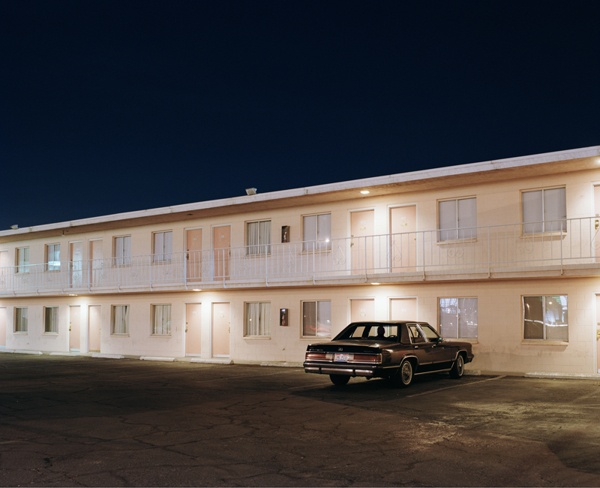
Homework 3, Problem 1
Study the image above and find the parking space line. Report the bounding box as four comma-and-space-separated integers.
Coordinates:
406, 375, 506, 398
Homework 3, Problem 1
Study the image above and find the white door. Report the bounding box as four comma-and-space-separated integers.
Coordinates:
88, 305, 101, 352
351, 210, 374, 273
69, 306, 81, 351
90, 239, 103, 286
185, 303, 202, 355
212, 302, 230, 357
212, 226, 230, 280
390, 205, 417, 271
390, 298, 417, 320
70, 241, 83, 288
0, 307, 6, 348
350, 298, 375, 322
596, 295, 600, 374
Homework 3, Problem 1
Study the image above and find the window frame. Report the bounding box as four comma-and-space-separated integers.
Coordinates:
114, 236, 132, 266
522, 187, 566, 235
44, 306, 59, 333
46, 243, 61, 271
438, 197, 477, 242
246, 220, 271, 256
151, 304, 172, 336
244, 302, 271, 337
16, 247, 30, 273
523, 295, 568, 342
303, 213, 332, 252
438, 297, 478, 339
111, 304, 130, 335
153, 231, 173, 264
301, 300, 332, 338
15, 307, 28, 333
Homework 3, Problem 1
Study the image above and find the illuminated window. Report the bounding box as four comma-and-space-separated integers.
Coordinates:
246, 220, 271, 256
152, 304, 171, 335
153, 231, 173, 263
46, 243, 61, 271
245, 302, 270, 336
303, 213, 331, 251
523, 295, 568, 341
439, 298, 478, 339
114, 236, 131, 266
522, 187, 566, 234
302, 300, 331, 337
438, 197, 476, 241
111, 305, 129, 335
15, 307, 28, 332
44, 307, 59, 333
16, 247, 29, 273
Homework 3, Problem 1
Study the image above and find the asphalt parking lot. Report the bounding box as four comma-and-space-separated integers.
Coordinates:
1, 354, 600, 487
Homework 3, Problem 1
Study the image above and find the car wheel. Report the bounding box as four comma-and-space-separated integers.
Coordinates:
395, 360, 413, 387
450, 354, 465, 379
329, 374, 350, 386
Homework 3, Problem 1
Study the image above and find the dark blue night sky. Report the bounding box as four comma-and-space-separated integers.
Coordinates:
2, 1, 600, 230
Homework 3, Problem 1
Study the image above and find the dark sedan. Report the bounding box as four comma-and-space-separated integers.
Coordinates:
304, 321, 474, 387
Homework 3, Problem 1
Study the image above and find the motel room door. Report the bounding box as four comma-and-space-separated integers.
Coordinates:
390, 297, 418, 321
90, 239, 103, 287
212, 302, 230, 357
351, 210, 374, 274
212, 226, 231, 280
350, 298, 375, 322
88, 305, 101, 353
69, 241, 83, 288
390, 205, 417, 271
597, 295, 600, 374
0, 307, 6, 348
185, 303, 202, 356
186, 229, 203, 282
69, 305, 81, 351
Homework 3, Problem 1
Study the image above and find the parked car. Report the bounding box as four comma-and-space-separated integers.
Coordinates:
304, 321, 474, 387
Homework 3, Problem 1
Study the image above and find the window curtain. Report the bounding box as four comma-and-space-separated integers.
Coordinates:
303, 214, 331, 251
115, 237, 131, 266
246, 302, 270, 336
113, 305, 129, 334
154, 232, 173, 262
439, 198, 476, 241
247, 221, 271, 255
45, 307, 59, 333
523, 188, 566, 234
153, 305, 171, 335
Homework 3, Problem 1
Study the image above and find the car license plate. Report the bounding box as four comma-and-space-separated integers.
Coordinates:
334, 353, 353, 362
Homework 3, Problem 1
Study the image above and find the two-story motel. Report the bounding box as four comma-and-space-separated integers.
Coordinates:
2, 146, 600, 377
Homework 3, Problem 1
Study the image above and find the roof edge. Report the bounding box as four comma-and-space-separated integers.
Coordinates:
2, 145, 599, 237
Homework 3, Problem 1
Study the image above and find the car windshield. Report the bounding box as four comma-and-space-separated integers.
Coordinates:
335, 323, 398, 340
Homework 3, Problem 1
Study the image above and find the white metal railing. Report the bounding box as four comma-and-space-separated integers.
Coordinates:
1, 216, 600, 296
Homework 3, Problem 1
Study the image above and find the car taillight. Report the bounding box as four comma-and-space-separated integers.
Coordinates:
351, 353, 382, 363
305, 352, 334, 361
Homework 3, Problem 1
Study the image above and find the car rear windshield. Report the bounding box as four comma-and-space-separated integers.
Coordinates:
336, 323, 399, 340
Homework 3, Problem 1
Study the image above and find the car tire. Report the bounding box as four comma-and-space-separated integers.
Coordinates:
450, 354, 465, 379
329, 374, 350, 386
392, 360, 413, 387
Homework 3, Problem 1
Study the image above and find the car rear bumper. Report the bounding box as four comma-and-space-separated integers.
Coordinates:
303, 362, 392, 378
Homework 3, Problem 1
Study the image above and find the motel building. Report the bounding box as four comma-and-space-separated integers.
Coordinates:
1, 145, 600, 378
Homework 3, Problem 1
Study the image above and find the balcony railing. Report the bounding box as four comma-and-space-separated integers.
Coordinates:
2, 216, 600, 296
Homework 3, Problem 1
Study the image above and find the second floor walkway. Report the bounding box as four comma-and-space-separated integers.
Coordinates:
2, 216, 600, 296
